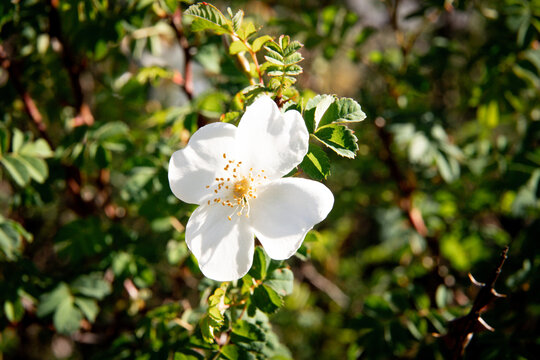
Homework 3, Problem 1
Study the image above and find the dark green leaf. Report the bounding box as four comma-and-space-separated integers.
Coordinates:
248, 246, 269, 280
300, 144, 331, 180
185, 3, 232, 35
314, 124, 359, 158
252, 284, 283, 313
265, 268, 294, 296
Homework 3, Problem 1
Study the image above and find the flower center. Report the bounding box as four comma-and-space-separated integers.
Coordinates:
204, 153, 268, 221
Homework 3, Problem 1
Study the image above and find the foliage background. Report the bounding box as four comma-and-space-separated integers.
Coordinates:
1, 0, 540, 359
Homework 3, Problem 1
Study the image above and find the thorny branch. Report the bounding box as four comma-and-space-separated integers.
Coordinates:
437, 246, 508, 360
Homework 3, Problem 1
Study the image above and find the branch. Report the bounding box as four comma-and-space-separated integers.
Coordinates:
170, 8, 194, 100
0, 45, 53, 148
436, 246, 508, 360
301, 263, 350, 308
47, 0, 94, 126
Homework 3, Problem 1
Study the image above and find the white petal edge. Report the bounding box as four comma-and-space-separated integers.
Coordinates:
236, 96, 309, 179
169, 122, 237, 205
248, 178, 334, 260
185, 204, 254, 281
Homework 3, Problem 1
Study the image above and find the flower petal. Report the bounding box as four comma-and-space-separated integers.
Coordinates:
169, 122, 237, 205
236, 96, 308, 178
186, 204, 254, 281
249, 178, 334, 260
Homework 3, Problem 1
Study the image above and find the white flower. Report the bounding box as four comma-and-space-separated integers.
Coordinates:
168, 96, 334, 281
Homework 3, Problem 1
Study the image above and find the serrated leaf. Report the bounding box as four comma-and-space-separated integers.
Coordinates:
248, 246, 269, 280
284, 52, 303, 65
318, 97, 366, 128
37, 283, 71, 318
304, 95, 336, 132
314, 124, 358, 158
284, 64, 302, 76
18, 155, 48, 183
54, 297, 83, 334
265, 268, 294, 296
264, 55, 285, 66
237, 21, 256, 40
283, 41, 303, 56
252, 35, 272, 52
74, 297, 99, 323
231, 9, 244, 33
231, 320, 266, 343
300, 144, 331, 180
229, 40, 250, 55
185, 3, 232, 35
220, 344, 240, 360
1, 155, 30, 186
71, 273, 111, 300
252, 284, 283, 313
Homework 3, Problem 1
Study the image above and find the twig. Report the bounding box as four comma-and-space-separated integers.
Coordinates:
437, 246, 508, 360
301, 263, 349, 308
170, 8, 194, 100
47, 0, 94, 126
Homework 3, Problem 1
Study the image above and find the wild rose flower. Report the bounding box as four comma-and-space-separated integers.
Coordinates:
168, 96, 333, 281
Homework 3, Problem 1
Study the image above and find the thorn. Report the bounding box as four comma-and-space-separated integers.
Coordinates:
491, 288, 506, 298
474, 317, 495, 332
468, 273, 485, 287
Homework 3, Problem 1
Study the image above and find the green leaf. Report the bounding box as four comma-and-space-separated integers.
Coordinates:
304, 95, 335, 132
74, 297, 99, 323
92, 121, 129, 142
17, 155, 48, 183
200, 315, 217, 343
284, 52, 303, 65
54, 297, 83, 334
174, 353, 201, 360
185, 3, 232, 35
231, 320, 266, 343
71, 273, 112, 300
314, 124, 359, 158
19, 138, 54, 158
265, 268, 294, 296
1, 155, 30, 186
12, 129, 24, 153
252, 284, 283, 313
300, 144, 331, 180
4, 298, 24, 323
37, 283, 71, 318
318, 97, 366, 128
229, 40, 250, 55
231, 9, 244, 33
0, 126, 7, 155
220, 344, 240, 360
252, 35, 272, 52
248, 246, 269, 280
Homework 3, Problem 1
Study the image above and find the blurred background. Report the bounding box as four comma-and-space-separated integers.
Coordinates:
1, 0, 539, 359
